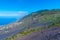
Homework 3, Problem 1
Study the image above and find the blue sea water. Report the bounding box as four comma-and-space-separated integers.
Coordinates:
0, 17, 17, 25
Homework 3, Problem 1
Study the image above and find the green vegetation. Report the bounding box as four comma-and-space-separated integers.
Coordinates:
5, 27, 43, 40
5, 9, 60, 40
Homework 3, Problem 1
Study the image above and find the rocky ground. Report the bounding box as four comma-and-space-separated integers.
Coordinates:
15, 26, 60, 40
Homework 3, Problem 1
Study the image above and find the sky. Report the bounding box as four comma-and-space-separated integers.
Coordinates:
0, 0, 28, 17
0, 0, 60, 17
18, 0, 60, 12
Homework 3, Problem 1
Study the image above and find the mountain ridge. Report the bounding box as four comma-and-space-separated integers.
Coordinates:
1, 9, 60, 40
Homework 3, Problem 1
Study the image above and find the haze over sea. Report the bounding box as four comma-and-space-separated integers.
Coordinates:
0, 11, 29, 26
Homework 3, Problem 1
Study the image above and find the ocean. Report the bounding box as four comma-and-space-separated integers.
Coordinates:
0, 17, 17, 25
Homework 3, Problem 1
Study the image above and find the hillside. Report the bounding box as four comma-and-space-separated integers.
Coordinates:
17, 9, 60, 29
16, 26, 60, 40
1, 9, 60, 40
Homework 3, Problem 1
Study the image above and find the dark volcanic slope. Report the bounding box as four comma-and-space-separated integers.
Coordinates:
16, 26, 60, 40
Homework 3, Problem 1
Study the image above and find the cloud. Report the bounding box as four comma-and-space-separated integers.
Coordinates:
0, 11, 18, 17
0, 14, 18, 17
18, 11, 28, 16
0, 11, 29, 18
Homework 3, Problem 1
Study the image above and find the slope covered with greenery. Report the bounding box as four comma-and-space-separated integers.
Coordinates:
5, 9, 60, 40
